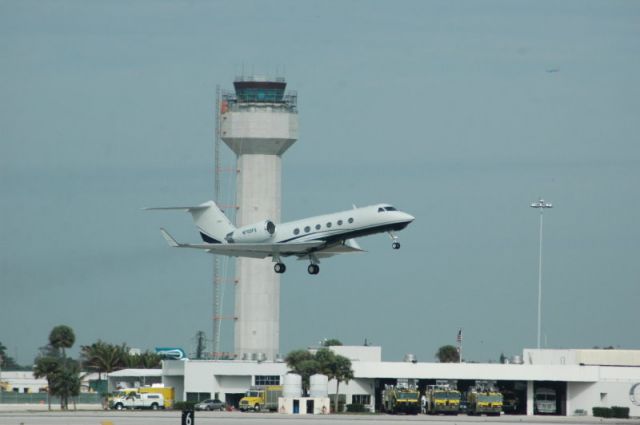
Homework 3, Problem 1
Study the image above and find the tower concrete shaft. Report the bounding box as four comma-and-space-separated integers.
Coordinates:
220, 76, 297, 360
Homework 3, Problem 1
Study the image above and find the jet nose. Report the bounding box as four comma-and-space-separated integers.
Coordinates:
403, 212, 415, 222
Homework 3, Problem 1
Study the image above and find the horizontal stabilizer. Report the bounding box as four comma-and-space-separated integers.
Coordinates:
160, 228, 180, 247
144, 205, 209, 212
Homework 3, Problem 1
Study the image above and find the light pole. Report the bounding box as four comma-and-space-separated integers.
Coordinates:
530, 198, 553, 349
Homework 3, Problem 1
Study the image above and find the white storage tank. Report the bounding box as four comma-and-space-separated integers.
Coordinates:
283, 373, 302, 398
309, 374, 328, 398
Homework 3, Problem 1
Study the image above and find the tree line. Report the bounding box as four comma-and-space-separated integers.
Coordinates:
21, 325, 160, 410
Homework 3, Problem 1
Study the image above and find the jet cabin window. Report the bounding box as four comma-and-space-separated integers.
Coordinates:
304, 226, 310, 233
293, 228, 300, 235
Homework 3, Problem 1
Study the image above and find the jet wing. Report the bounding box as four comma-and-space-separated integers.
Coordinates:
298, 238, 366, 259
160, 228, 324, 259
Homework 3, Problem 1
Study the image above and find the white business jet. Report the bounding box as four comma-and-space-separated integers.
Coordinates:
148, 201, 414, 275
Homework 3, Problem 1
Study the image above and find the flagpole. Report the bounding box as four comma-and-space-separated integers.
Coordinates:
457, 329, 462, 363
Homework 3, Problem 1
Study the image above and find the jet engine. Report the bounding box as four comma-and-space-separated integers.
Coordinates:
225, 220, 276, 243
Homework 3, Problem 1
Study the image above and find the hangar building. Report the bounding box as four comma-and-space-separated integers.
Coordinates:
161, 346, 640, 417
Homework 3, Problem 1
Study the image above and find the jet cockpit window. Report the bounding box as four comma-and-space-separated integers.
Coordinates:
378, 207, 385, 213
384, 206, 397, 211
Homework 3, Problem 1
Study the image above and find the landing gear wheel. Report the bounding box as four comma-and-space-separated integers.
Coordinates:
274, 262, 286, 273
392, 241, 401, 249
307, 264, 320, 275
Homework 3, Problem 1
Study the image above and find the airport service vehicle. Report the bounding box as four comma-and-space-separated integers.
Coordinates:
466, 389, 503, 416
534, 387, 557, 414
148, 201, 414, 275
110, 392, 164, 410
381, 384, 420, 414
425, 384, 461, 415
138, 386, 174, 409
239, 386, 282, 412
195, 398, 225, 411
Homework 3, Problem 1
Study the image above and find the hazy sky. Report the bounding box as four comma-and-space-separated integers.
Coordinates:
1, 0, 639, 365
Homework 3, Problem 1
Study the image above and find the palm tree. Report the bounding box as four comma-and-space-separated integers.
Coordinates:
285, 350, 318, 394
33, 356, 60, 410
80, 341, 128, 380
49, 326, 75, 359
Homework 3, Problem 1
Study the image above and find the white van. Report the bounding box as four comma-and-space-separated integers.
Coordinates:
534, 388, 556, 414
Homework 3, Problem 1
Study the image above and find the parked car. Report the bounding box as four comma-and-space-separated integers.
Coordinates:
195, 399, 225, 411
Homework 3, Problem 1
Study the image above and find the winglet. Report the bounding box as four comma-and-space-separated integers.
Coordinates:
160, 228, 180, 247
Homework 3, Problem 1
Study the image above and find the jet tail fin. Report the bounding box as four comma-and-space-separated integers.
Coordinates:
147, 201, 236, 244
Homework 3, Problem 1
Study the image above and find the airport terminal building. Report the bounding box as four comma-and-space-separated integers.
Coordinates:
161, 347, 640, 417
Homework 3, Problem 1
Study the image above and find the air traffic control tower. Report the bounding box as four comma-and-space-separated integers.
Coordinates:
220, 76, 298, 360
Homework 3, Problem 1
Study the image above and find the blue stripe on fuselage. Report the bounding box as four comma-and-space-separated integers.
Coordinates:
277, 219, 411, 244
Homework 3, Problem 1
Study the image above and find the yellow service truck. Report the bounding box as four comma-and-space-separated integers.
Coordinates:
425, 385, 461, 415
466, 389, 503, 416
239, 385, 282, 412
381, 384, 420, 414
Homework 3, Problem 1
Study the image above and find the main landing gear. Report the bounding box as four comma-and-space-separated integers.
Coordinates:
272, 259, 320, 275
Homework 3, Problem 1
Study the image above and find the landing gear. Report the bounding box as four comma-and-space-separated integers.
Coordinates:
389, 231, 401, 249
274, 262, 286, 274
307, 264, 320, 275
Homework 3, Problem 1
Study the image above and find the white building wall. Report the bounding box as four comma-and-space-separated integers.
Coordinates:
215, 376, 252, 401
568, 381, 640, 417
330, 346, 382, 362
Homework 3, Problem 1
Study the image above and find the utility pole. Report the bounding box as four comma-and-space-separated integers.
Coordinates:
530, 198, 553, 349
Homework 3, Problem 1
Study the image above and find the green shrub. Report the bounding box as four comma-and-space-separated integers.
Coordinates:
173, 401, 196, 411
346, 403, 367, 413
611, 406, 630, 419
592, 407, 611, 418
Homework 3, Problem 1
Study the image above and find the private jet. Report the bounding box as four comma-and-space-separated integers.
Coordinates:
148, 201, 414, 275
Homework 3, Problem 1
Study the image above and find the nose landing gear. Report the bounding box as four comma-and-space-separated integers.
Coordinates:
389, 231, 402, 249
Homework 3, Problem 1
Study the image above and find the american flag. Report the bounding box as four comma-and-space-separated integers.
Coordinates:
457, 329, 463, 344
